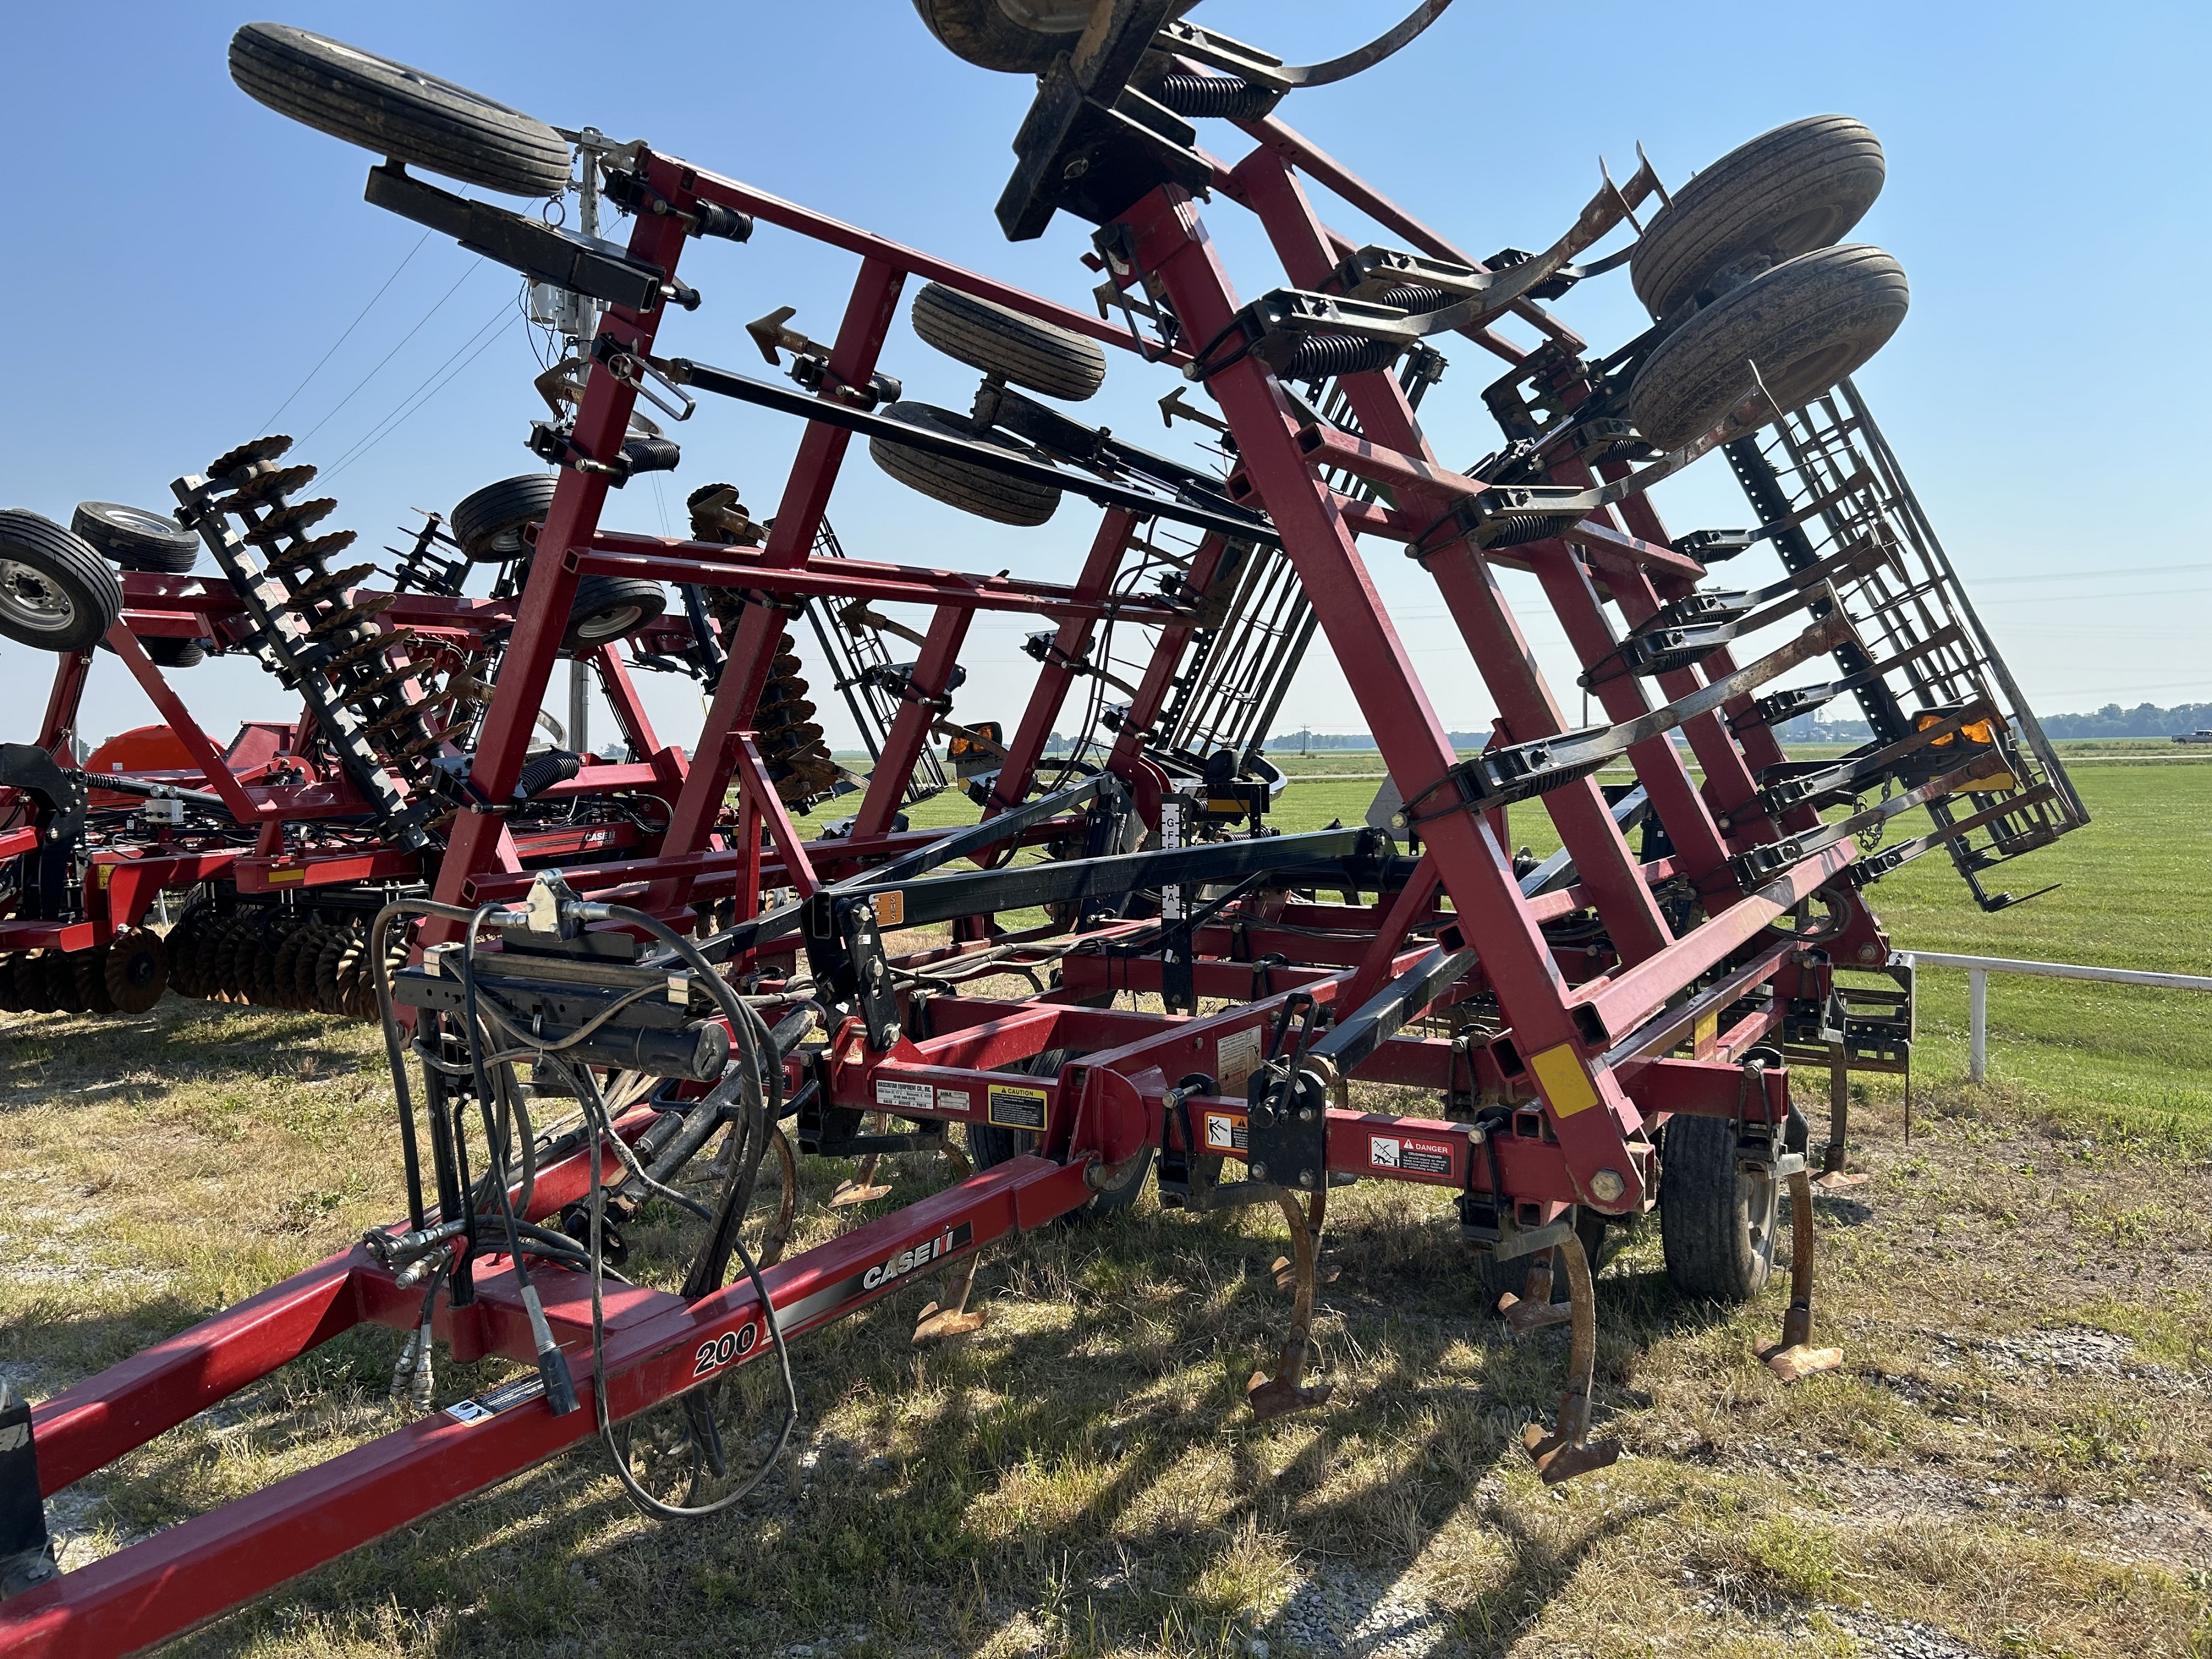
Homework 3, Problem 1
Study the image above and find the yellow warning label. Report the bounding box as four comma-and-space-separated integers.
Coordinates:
986, 1084, 1048, 1131
1693, 1009, 1718, 1055
870, 889, 905, 927
1530, 1043, 1600, 1118
266, 867, 306, 886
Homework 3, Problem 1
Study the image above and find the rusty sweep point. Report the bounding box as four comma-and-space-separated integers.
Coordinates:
1759, 1341, 1846, 1383
912, 1301, 987, 1343
829, 1181, 892, 1209
1245, 1359, 1333, 1423
1270, 1253, 1340, 1292
1497, 1289, 1574, 1337
1520, 1421, 1622, 1485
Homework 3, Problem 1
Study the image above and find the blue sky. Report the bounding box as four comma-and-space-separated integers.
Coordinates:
2, 1, 2205, 750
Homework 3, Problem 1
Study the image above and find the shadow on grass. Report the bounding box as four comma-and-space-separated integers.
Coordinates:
98, 1162, 1741, 1657
0, 996, 377, 1116
16, 1126, 1796, 1656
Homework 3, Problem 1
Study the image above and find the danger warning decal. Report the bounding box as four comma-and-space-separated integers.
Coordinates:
1202, 1110, 1248, 1154
986, 1084, 1048, 1131
777, 1221, 976, 1330
1368, 1134, 1454, 1177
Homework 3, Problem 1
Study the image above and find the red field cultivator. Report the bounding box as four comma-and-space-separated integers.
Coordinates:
0, 5, 2085, 1652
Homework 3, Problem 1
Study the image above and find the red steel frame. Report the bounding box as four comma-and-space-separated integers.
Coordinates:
2, 108, 1896, 1655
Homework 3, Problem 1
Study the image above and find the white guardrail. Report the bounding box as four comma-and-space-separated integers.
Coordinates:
1896, 951, 2212, 1082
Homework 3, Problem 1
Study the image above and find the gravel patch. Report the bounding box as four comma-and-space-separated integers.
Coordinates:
1788, 1605, 1991, 1658
1740, 1448, 2212, 1569
1972, 1325, 2191, 1387
1264, 1564, 1456, 1658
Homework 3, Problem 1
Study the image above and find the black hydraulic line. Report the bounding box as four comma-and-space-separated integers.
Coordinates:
660, 356, 1280, 547
462, 903, 580, 1416
1309, 943, 1479, 1076
681, 775, 1115, 966
819, 824, 1380, 934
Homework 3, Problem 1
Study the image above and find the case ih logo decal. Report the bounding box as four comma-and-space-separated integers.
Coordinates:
863, 1224, 967, 1290
780, 1221, 977, 1329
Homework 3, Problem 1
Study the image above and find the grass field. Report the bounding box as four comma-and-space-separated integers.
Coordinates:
2, 754, 2208, 1657
816, 748, 2212, 1142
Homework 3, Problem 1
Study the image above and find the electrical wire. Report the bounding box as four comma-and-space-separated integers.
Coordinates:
260, 227, 434, 430
323, 293, 523, 483
296, 258, 485, 449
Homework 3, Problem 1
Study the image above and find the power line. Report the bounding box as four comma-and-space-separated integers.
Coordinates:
1969, 561, 2208, 586
1980, 584, 2212, 605
294, 259, 483, 449
258, 228, 434, 432
323, 296, 519, 483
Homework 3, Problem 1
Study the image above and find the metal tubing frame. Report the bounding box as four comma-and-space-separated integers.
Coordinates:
2, 97, 2005, 1653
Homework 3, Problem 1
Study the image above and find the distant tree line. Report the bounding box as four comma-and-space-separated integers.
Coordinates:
2037, 702, 2212, 737
1250, 702, 2212, 750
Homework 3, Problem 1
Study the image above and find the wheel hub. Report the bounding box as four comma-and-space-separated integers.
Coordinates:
0, 558, 74, 634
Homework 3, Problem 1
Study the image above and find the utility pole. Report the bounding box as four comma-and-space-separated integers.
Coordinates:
1301, 725, 1310, 756
533, 129, 619, 759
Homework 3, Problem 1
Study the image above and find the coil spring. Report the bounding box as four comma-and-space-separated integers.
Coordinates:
1479, 511, 1583, 550
1376, 283, 1453, 313
1153, 71, 1276, 119
1278, 333, 1403, 381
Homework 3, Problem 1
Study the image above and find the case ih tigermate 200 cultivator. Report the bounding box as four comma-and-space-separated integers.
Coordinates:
0, 5, 2086, 1650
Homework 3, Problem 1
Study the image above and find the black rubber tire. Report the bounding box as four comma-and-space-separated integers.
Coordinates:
1633, 116, 1887, 324
228, 23, 572, 199
1659, 1114, 1780, 1304
563, 574, 667, 651
0, 954, 28, 1014
0, 510, 126, 652
908, 0, 1090, 73
1627, 245, 1908, 451
144, 638, 205, 670
71, 502, 199, 575
967, 1048, 1153, 1220
452, 474, 558, 563
912, 282, 1108, 402
870, 402, 1061, 528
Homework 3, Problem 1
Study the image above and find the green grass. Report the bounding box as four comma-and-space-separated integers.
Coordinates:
1861, 764, 2212, 1139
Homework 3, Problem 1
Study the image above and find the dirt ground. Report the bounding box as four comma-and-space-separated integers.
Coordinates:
2, 996, 2209, 1658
